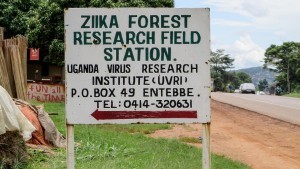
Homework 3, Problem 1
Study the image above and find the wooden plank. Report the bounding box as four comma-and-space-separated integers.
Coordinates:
17, 36, 27, 89
0, 48, 12, 95
202, 123, 211, 169
0, 27, 3, 40
67, 124, 75, 169
4, 39, 17, 97
10, 45, 27, 100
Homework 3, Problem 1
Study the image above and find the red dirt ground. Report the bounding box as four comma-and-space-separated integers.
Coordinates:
150, 100, 300, 169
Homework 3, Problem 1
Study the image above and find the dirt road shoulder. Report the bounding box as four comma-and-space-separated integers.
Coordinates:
150, 100, 300, 169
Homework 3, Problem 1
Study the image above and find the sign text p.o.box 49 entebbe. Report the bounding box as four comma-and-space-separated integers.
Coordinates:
65, 8, 211, 124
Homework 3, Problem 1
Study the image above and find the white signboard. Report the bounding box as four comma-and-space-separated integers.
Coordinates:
65, 8, 210, 124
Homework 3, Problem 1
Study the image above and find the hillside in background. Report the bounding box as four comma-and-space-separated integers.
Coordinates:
233, 66, 278, 86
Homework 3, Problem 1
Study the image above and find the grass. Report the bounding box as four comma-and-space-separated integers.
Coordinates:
23, 102, 250, 169
284, 92, 300, 98
178, 137, 202, 144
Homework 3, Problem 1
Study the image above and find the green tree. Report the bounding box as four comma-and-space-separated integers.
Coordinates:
258, 79, 268, 91
236, 72, 252, 83
26, 0, 64, 64
223, 71, 252, 90
0, 0, 39, 38
228, 72, 241, 90
210, 49, 234, 91
264, 42, 300, 93
1, 0, 174, 65
210, 49, 234, 74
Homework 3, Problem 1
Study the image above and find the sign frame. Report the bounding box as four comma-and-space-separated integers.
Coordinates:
65, 8, 211, 125
65, 8, 211, 169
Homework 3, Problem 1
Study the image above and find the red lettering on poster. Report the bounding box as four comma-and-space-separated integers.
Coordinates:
27, 83, 65, 102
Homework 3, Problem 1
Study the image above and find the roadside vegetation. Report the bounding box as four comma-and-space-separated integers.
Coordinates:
210, 49, 252, 92
23, 102, 250, 169
211, 44, 300, 96
264, 42, 300, 94
284, 92, 300, 98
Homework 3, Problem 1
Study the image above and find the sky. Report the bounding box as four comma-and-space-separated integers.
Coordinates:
175, 0, 300, 69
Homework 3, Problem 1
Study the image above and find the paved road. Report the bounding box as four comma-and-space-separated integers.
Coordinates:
211, 92, 300, 125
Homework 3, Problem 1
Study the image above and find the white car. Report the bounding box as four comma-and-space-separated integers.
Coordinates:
257, 91, 266, 95
234, 89, 240, 93
239, 83, 256, 94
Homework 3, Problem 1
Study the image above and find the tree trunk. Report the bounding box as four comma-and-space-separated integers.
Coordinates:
287, 61, 290, 93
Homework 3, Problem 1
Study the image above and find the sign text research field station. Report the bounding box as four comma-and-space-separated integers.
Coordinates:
65, 8, 211, 124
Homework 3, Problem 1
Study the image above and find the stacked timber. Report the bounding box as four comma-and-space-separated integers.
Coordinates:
0, 27, 28, 100
17, 36, 28, 86
3, 39, 17, 97
10, 45, 27, 100
0, 29, 13, 95
0, 47, 12, 95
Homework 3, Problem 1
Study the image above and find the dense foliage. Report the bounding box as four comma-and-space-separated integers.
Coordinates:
0, 0, 39, 38
210, 49, 233, 91
210, 49, 252, 91
0, 0, 174, 65
258, 79, 269, 91
264, 42, 300, 93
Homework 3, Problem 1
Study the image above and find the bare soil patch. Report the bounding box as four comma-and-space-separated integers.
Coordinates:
150, 100, 300, 169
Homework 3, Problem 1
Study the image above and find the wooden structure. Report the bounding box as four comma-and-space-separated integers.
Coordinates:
0, 27, 28, 100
